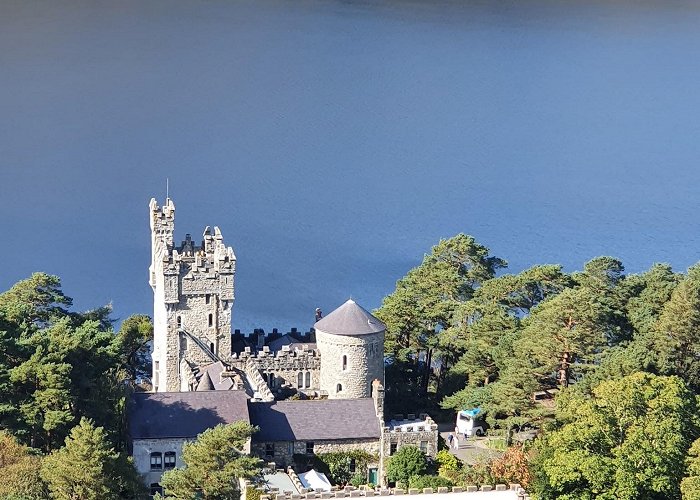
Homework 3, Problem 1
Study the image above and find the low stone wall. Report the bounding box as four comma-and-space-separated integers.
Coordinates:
259, 484, 530, 500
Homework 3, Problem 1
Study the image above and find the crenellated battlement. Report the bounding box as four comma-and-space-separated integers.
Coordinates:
150, 197, 237, 392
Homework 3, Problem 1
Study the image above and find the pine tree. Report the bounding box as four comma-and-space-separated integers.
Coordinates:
41, 418, 142, 500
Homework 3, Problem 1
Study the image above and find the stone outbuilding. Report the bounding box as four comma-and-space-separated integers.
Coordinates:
129, 390, 250, 496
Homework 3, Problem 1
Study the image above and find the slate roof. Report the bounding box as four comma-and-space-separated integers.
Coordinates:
314, 299, 385, 336
249, 398, 381, 442
129, 390, 250, 439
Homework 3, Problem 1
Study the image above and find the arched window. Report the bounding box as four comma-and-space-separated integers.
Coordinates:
305, 371, 311, 388
176, 316, 182, 328
336, 383, 342, 393
297, 372, 303, 389
164, 451, 176, 469
150, 452, 163, 471
342, 355, 347, 371
208, 314, 213, 327
209, 342, 215, 354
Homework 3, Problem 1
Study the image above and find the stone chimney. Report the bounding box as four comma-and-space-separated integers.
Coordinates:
372, 379, 385, 420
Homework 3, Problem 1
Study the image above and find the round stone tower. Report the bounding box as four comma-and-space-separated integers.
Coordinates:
315, 299, 385, 399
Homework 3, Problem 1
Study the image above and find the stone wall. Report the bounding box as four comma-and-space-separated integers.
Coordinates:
149, 198, 237, 392
316, 330, 384, 399
228, 347, 322, 395
133, 437, 188, 488
251, 438, 380, 468
381, 417, 439, 460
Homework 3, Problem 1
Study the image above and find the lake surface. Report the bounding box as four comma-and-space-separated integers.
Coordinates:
2, 0, 700, 331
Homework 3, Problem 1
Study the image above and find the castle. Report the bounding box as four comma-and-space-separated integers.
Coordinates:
131, 199, 438, 495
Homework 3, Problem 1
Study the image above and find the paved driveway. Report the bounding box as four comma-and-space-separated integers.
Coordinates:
437, 422, 504, 465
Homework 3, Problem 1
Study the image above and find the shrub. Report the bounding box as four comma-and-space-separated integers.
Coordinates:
408, 475, 454, 490
314, 450, 377, 486
435, 449, 461, 477
385, 446, 428, 487
349, 474, 366, 487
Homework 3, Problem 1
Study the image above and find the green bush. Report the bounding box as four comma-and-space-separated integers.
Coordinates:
408, 475, 454, 490
349, 474, 367, 487
385, 446, 428, 487
314, 450, 377, 486
435, 449, 461, 476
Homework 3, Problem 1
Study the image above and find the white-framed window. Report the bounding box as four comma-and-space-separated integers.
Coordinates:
305, 371, 311, 388
164, 451, 176, 469
150, 452, 163, 471
342, 355, 347, 371
419, 441, 428, 453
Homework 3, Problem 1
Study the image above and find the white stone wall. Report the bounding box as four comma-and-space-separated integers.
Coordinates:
316, 330, 384, 399
133, 437, 188, 488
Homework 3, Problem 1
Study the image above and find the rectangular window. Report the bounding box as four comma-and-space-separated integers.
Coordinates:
390, 443, 397, 455
208, 314, 213, 327
265, 443, 275, 458
150, 483, 163, 496
306, 442, 314, 455
419, 441, 428, 453
349, 458, 356, 473
205, 294, 211, 304
150, 452, 163, 471
164, 451, 176, 469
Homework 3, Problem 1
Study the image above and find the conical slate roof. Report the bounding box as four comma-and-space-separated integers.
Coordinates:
196, 372, 215, 391
314, 299, 385, 336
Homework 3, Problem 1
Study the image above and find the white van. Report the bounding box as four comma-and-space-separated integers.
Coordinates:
456, 408, 486, 437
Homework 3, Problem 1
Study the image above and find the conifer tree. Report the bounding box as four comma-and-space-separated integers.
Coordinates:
41, 418, 142, 500
160, 422, 262, 500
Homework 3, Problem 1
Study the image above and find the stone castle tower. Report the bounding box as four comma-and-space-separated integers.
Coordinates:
149, 198, 236, 392
314, 300, 386, 399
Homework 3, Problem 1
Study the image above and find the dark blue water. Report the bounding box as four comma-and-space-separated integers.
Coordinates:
2, 0, 700, 330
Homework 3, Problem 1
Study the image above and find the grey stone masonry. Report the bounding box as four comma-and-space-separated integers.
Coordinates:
316, 328, 384, 399
150, 198, 236, 392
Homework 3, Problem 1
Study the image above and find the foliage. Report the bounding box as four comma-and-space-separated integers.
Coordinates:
435, 449, 461, 477
488, 445, 531, 488
408, 475, 454, 489
682, 438, 700, 500
350, 474, 367, 487
314, 449, 377, 486
246, 485, 263, 500
650, 265, 700, 391
41, 418, 143, 500
531, 372, 699, 500
0, 431, 47, 499
385, 446, 428, 487
160, 422, 262, 500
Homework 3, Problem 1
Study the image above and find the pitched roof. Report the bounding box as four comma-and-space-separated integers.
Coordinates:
314, 299, 385, 336
249, 398, 380, 442
129, 390, 250, 439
